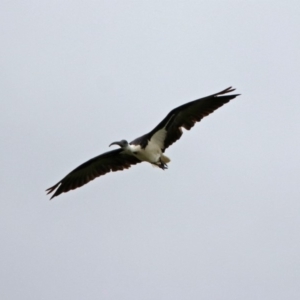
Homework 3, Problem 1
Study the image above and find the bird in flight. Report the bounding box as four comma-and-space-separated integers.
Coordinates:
46, 87, 240, 199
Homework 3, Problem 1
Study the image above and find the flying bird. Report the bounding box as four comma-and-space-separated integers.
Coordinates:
46, 87, 240, 199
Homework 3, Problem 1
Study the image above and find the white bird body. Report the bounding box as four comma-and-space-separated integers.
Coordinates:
126, 139, 170, 165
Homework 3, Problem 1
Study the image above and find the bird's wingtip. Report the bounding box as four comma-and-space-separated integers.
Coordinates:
218, 86, 235, 94
45, 182, 60, 199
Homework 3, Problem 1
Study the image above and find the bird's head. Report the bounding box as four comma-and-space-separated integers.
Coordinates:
109, 139, 129, 148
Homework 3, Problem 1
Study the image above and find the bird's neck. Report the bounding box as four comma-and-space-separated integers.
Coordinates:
125, 144, 140, 154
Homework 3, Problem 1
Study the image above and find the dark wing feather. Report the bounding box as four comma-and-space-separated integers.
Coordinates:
147, 87, 240, 150
46, 149, 141, 199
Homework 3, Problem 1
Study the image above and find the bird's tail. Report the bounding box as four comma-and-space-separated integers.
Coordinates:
161, 154, 171, 163
151, 154, 171, 169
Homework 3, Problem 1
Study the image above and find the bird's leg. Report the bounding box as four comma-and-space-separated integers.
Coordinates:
157, 158, 168, 170
151, 158, 168, 170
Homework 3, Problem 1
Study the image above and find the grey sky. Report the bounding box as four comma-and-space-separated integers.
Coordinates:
1, 1, 300, 299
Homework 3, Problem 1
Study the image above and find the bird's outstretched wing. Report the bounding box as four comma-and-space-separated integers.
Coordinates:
46, 149, 141, 199
145, 87, 240, 150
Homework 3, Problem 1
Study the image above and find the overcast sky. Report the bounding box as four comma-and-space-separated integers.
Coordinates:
1, 1, 300, 300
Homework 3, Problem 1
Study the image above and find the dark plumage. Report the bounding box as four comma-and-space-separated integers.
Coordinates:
131, 87, 238, 150
46, 87, 240, 199
46, 149, 141, 199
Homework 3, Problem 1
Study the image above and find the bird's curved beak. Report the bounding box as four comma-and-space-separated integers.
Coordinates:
109, 141, 122, 147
